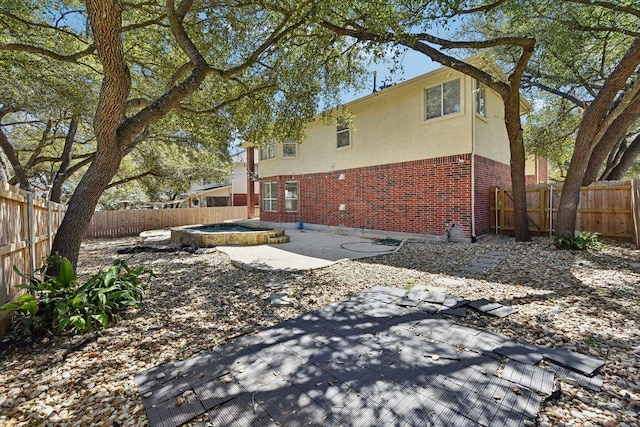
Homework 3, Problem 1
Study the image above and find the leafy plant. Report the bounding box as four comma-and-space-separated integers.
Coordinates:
551, 231, 604, 250
1, 256, 153, 335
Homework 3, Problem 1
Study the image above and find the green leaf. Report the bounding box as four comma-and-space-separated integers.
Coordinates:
1, 303, 24, 312
21, 299, 39, 315
93, 313, 109, 328
57, 257, 76, 287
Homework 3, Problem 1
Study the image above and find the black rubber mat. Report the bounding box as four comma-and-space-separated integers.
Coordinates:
543, 347, 605, 376
494, 342, 544, 365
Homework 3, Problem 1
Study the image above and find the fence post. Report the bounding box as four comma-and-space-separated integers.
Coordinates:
632, 177, 640, 247
47, 200, 53, 250
27, 192, 36, 279
549, 186, 553, 236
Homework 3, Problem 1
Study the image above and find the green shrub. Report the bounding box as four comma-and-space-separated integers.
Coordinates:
1, 256, 153, 335
551, 231, 603, 250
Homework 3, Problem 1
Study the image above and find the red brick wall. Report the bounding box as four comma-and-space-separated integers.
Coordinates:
537, 157, 548, 184
525, 156, 549, 185
233, 193, 259, 207
261, 154, 475, 237
474, 155, 511, 236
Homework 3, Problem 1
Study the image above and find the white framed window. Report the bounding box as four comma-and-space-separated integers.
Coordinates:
336, 118, 350, 148
285, 181, 298, 212
260, 141, 276, 160
262, 182, 277, 211
283, 140, 297, 158
475, 80, 486, 117
424, 78, 461, 120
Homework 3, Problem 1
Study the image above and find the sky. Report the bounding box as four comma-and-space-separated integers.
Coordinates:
342, 49, 440, 104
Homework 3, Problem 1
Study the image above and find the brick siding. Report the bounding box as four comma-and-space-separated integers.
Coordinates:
261, 154, 482, 237
474, 155, 511, 236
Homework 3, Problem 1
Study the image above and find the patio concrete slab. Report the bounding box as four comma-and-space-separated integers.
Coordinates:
218, 229, 400, 271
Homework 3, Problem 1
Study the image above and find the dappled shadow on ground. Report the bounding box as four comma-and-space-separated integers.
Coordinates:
136, 287, 608, 427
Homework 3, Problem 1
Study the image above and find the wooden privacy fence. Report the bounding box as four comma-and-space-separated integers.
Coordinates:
85, 206, 255, 238
0, 182, 66, 335
491, 178, 640, 245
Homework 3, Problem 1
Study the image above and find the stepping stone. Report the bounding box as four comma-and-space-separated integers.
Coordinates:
396, 297, 419, 307
270, 293, 296, 307
421, 289, 448, 304
439, 306, 467, 317
442, 296, 469, 309
265, 282, 289, 290
543, 347, 606, 377
494, 342, 544, 365
458, 266, 486, 274
486, 305, 518, 318
469, 299, 503, 313
407, 289, 431, 301
367, 292, 398, 304
474, 257, 502, 265
415, 302, 441, 314
487, 250, 510, 257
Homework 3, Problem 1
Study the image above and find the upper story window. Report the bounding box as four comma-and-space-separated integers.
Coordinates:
260, 141, 276, 160
475, 80, 486, 117
336, 118, 350, 148
425, 78, 461, 120
282, 140, 297, 158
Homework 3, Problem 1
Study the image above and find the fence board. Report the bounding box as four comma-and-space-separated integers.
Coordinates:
84, 206, 254, 238
0, 182, 66, 336
491, 179, 637, 244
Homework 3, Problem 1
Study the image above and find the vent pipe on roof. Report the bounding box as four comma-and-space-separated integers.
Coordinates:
372, 71, 377, 93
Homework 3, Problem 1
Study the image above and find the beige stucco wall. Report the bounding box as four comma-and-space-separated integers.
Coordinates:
472, 86, 511, 165
259, 65, 512, 177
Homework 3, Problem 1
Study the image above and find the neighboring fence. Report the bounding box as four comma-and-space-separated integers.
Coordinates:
0, 182, 66, 336
491, 179, 640, 245
84, 206, 256, 238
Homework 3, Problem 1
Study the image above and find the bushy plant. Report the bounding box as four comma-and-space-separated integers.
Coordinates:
1, 256, 153, 335
551, 231, 603, 250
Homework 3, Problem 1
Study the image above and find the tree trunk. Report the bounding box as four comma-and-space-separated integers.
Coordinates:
50, 148, 124, 268
50, 116, 78, 203
555, 36, 640, 238
504, 95, 531, 242
49, 0, 131, 272
0, 151, 7, 182
0, 127, 31, 190
582, 97, 640, 185
603, 134, 640, 180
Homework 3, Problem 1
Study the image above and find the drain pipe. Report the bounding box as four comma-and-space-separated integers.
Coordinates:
495, 187, 499, 235
470, 82, 477, 240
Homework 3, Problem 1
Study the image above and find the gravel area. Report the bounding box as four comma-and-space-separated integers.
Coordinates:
0, 234, 639, 426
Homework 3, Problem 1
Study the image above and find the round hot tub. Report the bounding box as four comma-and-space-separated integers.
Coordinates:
170, 223, 289, 247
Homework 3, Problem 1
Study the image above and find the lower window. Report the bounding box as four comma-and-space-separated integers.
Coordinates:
285, 181, 298, 212
262, 182, 277, 211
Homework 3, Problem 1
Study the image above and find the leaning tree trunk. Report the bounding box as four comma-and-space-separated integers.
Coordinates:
0, 151, 7, 182
504, 96, 531, 242
49, 0, 131, 272
604, 134, 640, 180
49, 147, 125, 268
50, 117, 78, 203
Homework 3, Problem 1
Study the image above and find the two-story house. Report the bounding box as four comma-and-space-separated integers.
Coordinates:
256, 57, 544, 241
